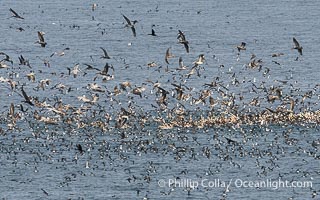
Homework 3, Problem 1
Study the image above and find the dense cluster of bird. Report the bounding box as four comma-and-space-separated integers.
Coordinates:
0, 7, 319, 133
0, 5, 319, 200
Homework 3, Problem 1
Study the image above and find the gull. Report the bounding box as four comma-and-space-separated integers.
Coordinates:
100, 47, 111, 59
248, 59, 262, 69
0, 61, 10, 69
9, 8, 24, 19
177, 30, 189, 53
165, 47, 174, 64
147, 61, 157, 67
38, 79, 51, 90
120, 81, 132, 91
26, 72, 36, 82
193, 54, 205, 66
132, 86, 145, 98
236, 42, 246, 52
78, 94, 99, 104
176, 57, 187, 70
36, 31, 47, 47
88, 83, 105, 93
292, 37, 303, 55
50, 47, 70, 57
67, 63, 81, 78
122, 14, 137, 37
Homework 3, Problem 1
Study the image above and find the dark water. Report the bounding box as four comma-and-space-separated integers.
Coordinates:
0, 0, 319, 199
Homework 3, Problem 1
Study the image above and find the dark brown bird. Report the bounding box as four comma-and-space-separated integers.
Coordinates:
0, 52, 13, 64
83, 63, 100, 71
37, 31, 47, 47
177, 30, 189, 53
122, 14, 137, 37
18, 55, 31, 68
100, 47, 111, 59
165, 48, 174, 64
9, 8, 24, 19
236, 42, 246, 52
21, 86, 34, 106
292, 37, 303, 55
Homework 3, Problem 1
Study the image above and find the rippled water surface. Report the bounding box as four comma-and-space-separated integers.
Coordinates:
0, 0, 319, 199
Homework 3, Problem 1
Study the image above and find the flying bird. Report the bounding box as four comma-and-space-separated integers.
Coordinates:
84, 63, 100, 71
100, 47, 111, 59
21, 86, 34, 106
177, 57, 187, 70
292, 37, 303, 55
165, 47, 174, 64
122, 14, 137, 37
193, 54, 205, 66
9, 8, 24, 19
36, 31, 47, 47
236, 42, 246, 52
177, 30, 189, 53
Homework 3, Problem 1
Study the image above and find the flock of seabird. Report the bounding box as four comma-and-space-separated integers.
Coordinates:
1, 8, 319, 132
0, 6, 319, 199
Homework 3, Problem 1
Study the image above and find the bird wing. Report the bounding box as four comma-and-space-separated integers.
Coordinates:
131, 27, 136, 37
179, 57, 183, 67
122, 14, 132, 26
165, 48, 170, 64
84, 63, 100, 71
100, 47, 110, 58
37, 31, 45, 42
183, 42, 189, 53
177, 30, 185, 40
9, 8, 18, 16
102, 63, 110, 74
21, 86, 33, 105
10, 8, 24, 19
293, 37, 300, 48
